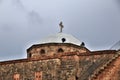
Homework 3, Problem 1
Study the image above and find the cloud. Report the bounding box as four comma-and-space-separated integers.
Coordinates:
0, 0, 43, 32
0, 23, 14, 32
12, 0, 26, 11
110, 40, 120, 50
28, 10, 42, 26
0, 0, 2, 3
0, 0, 44, 61
116, 0, 120, 10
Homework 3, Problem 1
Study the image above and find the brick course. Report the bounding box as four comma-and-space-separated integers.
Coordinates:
0, 50, 117, 80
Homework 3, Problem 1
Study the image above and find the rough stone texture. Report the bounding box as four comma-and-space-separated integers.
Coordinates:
0, 50, 117, 80
0, 59, 61, 80
27, 43, 89, 58
92, 51, 120, 80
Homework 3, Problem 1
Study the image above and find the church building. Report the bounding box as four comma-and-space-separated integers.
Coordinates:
0, 22, 120, 80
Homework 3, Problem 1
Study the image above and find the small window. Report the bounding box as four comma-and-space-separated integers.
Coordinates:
29, 53, 32, 58
40, 49, 45, 54
61, 38, 66, 43
35, 72, 42, 80
80, 42, 85, 47
13, 73, 20, 80
58, 48, 64, 53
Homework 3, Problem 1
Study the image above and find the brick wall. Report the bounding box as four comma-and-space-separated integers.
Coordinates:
0, 55, 79, 80
27, 43, 88, 59
93, 51, 120, 80
0, 50, 116, 80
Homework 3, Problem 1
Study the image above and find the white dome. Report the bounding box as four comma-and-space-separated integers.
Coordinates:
40, 33, 82, 46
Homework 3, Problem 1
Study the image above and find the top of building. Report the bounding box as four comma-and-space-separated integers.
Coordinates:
39, 22, 83, 46
39, 33, 82, 46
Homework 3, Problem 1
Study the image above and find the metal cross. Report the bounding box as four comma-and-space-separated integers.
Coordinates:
59, 21, 64, 33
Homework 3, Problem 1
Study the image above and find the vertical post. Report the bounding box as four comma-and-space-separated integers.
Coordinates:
59, 21, 64, 33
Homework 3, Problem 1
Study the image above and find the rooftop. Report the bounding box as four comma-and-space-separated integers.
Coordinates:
39, 33, 82, 46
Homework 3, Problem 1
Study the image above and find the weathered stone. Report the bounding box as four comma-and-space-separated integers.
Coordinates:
0, 47, 118, 80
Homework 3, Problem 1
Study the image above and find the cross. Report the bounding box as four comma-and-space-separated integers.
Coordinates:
59, 21, 64, 33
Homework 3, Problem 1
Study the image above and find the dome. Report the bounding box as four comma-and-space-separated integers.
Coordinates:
40, 33, 82, 46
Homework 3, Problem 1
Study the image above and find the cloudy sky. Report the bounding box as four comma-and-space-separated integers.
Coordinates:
0, 0, 120, 61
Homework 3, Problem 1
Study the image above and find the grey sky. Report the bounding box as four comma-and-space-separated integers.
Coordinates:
0, 0, 120, 61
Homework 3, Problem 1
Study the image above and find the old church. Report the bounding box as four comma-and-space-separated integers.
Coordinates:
0, 23, 120, 80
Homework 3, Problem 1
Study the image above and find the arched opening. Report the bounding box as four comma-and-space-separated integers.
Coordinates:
28, 53, 32, 58
61, 38, 66, 43
40, 49, 45, 54
80, 42, 85, 47
58, 48, 64, 53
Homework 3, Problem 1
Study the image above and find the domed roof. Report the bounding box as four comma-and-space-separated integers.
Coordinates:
40, 33, 82, 46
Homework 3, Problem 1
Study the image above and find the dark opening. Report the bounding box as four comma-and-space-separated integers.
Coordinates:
40, 49, 45, 54
76, 76, 79, 80
80, 42, 85, 47
29, 53, 31, 58
61, 38, 66, 43
58, 48, 64, 53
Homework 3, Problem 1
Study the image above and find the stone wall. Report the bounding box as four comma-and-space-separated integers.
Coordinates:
92, 51, 120, 80
27, 43, 89, 59
0, 55, 79, 80
0, 50, 116, 80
